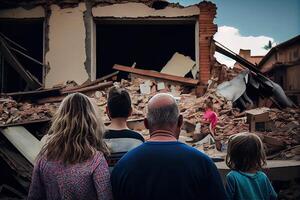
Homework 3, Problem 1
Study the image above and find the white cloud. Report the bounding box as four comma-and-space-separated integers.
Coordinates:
214, 26, 275, 67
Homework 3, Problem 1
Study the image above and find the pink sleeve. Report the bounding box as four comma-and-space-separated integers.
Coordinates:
93, 154, 113, 200
203, 110, 211, 121
211, 112, 218, 128
27, 158, 46, 200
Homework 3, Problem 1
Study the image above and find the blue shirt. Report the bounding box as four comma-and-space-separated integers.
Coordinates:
111, 141, 226, 200
225, 170, 277, 200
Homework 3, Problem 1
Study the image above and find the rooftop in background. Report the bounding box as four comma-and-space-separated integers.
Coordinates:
233, 49, 264, 70
259, 35, 300, 73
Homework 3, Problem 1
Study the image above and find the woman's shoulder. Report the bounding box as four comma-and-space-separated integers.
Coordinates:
89, 151, 108, 170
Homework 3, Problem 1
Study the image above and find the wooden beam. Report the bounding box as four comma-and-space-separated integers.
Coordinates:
1, 87, 62, 101
113, 64, 199, 86
0, 118, 50, 128
61, 81, 113, 94
64, 71, 118, 92
0, 35, 41, 90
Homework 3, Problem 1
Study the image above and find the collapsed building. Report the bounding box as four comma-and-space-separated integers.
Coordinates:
0, 0, 299, 199
0, 0, 217, 94
258, 35, 300, 105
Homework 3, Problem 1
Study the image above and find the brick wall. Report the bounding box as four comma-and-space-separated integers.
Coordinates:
198, 1, 217, 86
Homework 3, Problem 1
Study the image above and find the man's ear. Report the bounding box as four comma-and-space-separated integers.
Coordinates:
177, 114, 183, 128
128, 107, 133, 117
106, 106, 111, 120
144, 118, 149, 130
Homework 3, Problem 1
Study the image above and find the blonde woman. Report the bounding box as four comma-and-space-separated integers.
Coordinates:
28, 93, 112, 200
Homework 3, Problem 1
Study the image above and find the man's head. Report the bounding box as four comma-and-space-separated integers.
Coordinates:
107, 86, 132, 119
145, 93, 183, 139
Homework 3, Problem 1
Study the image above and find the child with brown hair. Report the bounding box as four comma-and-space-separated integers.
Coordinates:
225, 133, 277, 200
28, 93, 112, 200
203, 100, 218, 137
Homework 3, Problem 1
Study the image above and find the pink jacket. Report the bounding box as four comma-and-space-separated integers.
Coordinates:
203, 109, 218, 129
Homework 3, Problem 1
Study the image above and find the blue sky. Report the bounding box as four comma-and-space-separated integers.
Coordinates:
170, 0, 300, 43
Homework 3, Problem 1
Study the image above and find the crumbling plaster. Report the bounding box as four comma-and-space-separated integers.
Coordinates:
45, 3, 89, 88
0, 6, 45, 18
92, 2, 200, 18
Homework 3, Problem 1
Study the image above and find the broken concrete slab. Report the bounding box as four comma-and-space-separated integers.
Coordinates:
161, 52, 196, 78
1, 126, 43, 164
92, 3, 199, 18
113, 64, 199, 86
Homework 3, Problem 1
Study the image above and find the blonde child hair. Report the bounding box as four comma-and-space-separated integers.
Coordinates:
226, 133, 266, 172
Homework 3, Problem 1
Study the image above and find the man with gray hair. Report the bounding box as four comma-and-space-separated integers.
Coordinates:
111, 93, 226, 200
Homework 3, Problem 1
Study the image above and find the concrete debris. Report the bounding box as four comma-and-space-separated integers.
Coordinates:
0, 70, 299, 161
0, 66, 299, 199
0, 98, 58, 127
160, 52, 196, 78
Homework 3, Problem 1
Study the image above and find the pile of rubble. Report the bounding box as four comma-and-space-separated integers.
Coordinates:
260, 109, 300, 160
0, 98, 58, 126
0, 71, 299, 161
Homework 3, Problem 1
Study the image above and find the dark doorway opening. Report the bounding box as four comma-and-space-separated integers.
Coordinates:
96, 20, 196, 78
0, 19, 44, 93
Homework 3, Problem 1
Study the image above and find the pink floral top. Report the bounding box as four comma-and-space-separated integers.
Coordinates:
28, 151, 112, 200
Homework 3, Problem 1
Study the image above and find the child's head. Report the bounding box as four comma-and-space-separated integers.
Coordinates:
205, 100, 213, 110
226, 133, 266, 172
107, 86, 132, 119
42, 92, 108, 164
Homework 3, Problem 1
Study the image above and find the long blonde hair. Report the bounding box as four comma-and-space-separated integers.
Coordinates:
40, 93, 109, 164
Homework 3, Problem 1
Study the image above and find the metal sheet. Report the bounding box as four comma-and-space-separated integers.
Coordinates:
217, 70, 249, 102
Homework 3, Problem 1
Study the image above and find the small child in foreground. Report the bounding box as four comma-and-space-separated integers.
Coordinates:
225, 133, 277, 200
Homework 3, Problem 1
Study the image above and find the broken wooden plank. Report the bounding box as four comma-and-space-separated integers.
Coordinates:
36, 95, 66, 104
1, 126, 43, 164
63, 72, 119, 92
61, 81, 113, 94
113, 64, 199, 86
81, 71, 119, 88
0, 118, 50, 128
1, 87, 62, 101
0, 35, 41, 90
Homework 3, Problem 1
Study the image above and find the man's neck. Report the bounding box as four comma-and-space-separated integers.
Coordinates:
107, 118, 128, 130
148, 129, 177, 142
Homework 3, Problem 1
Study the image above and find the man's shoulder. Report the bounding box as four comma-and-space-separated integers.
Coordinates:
105, 129, 145, 142
124, 141, 211, 161
178, 143, 212, 160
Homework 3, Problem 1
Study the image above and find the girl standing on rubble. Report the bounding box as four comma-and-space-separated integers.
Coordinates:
28, 93, 112, 200
203, 100, 218, 137
225, 133, 277, 200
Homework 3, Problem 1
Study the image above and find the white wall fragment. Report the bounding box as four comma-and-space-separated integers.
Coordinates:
45, 3, 89, 88
92, 3, 199, 18
140, 83, 151, 94
161, 52, 196, 78
157, 82, 165, 90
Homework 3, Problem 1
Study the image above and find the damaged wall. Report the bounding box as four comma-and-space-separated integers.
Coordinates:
0, 1, 218, 90
0, 6, 45, 18
92, 3, 199, 18
45, 3, 89, 88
